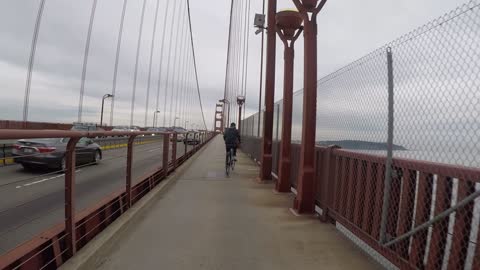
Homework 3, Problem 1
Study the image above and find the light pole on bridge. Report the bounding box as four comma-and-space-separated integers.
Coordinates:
173, 116, 180, 128
275, 10, 303, 193
291, 0, 328, 214
237, 95, 246, 133
153, 110, 161, 128
100, 94, 114, 126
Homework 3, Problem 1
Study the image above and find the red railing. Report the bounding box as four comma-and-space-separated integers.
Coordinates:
0, 129, 214, 270
242, 136, 480, 270
316, 148, 480, 269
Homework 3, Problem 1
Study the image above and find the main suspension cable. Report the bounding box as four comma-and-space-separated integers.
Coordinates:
186, 0, 207, 130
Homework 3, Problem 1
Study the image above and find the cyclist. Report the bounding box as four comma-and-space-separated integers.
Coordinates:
223, 122, 241, 161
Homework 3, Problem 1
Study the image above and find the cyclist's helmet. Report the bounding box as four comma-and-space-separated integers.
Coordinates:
230, 123, 236, 128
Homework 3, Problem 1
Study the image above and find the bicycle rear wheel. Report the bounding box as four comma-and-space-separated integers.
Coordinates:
225, 152, 230, 176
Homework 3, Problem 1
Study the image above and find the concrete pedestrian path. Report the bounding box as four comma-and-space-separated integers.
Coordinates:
76, 136, 381, 270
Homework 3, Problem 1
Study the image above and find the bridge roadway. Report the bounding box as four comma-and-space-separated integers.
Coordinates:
67, 136, 381, 270
0, 139, 192, 254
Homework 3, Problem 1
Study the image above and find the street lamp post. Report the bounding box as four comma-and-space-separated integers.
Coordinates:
153, 110, 161, 128
275, 10, 303, 193
173, 116, 180, 128
100, 93, 114, 126
291, 0, 327, 214
237, 95, 246, 133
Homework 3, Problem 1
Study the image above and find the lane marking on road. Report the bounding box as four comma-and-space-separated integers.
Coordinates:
148, 147, 163, 152
15, 170, 82, 189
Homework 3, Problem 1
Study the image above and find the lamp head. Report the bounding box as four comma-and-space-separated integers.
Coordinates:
276, 10, 303, 39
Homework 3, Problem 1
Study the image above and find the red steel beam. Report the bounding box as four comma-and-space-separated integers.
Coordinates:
65, 137, 80, 257
258, 0, 277, 181
126, 136, 137, 208
395, 169, 417, 259
361, 161, 375, 234
163, 133, 169, 178
291, 0, 327, 214
171, 133, 177, 170
345, 159, 356, 221
371, 164, 385, 239
353, 160, 366, 226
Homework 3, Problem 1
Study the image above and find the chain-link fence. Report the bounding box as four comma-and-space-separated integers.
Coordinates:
241, 1, 480, 269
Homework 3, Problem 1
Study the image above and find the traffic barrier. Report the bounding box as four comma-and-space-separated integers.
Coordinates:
0, 130, 215, 270
0, 136, 162, 167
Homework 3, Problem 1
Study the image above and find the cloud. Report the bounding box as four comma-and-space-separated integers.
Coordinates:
0, 0, 467, 133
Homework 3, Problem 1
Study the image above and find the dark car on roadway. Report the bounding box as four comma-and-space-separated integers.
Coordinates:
12, 137, 102, 171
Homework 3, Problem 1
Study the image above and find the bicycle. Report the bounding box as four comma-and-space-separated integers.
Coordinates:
225, 148, 235, 176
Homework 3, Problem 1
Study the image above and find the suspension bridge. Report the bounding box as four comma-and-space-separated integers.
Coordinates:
1, 0, 480, 269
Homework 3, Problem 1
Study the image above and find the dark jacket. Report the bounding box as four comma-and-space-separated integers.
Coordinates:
223, 127, 240, 147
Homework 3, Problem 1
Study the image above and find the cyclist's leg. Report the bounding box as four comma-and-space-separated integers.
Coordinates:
233, 146, 237, 160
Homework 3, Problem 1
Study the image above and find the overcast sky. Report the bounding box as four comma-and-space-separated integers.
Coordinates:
0, 0, 465, 129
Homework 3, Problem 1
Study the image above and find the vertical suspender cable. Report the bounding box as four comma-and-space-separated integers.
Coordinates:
78, 0, 98, 123
163, 0, 180, 126
154, 0, 171, 127
144, 0, 161, 127
23, 0, 46, 122
242, 0, 251, 123
175, 19, 189, 122
110, 0, 128, 126
223, 0, 235, 129
242, 0, 251, 97
170, 7, 187, 126
130, 0, 148, 126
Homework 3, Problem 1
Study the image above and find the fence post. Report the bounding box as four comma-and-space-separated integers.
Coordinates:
320, 145, 340, 222
65, 137, 80, 258
126, 135, 136, 208
172, 133, 177, 170
379, 47, 395, 244
184, 132, 188, 157
163, 133, 169, 178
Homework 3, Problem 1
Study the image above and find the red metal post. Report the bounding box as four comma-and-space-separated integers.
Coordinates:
162, 133, 169, 178
258, 0, 277, 181
238, 105, 243, 132
321, 146, 339, 221
126, 135, 136, 208
184, 132, 188, 157
65, 137, 80, 257
361, 160, 375, 233
395, 169, 417, 258
275, 11, 303, 192
292, 0, 327, 214
171, 133, 177, 169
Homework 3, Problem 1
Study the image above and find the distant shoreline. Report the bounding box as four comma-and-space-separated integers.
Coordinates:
315, 140, 407, 151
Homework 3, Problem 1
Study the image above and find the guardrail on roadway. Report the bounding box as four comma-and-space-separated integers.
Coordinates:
0, 129, 215, 270
0, 136, 166, 166
240, 135, 480, 270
